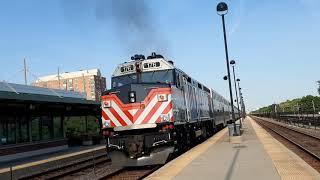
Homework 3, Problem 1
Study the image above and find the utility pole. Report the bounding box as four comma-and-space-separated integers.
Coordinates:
312, 100, 316, 117
24, 58, 27, 85
58, 67, 61, 89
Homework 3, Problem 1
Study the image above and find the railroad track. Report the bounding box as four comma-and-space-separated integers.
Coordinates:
21, 153, 112, 180
102, 165, 161, 180
19, 153, 159, 180
253, 116, 320, 171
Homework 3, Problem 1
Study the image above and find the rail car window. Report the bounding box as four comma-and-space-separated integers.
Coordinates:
187, 77, 191, 83
112, 70, 174, 88
176, 73, 181, 88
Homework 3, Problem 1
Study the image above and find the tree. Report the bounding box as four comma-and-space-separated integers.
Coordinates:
317, 81, 320, 95
253, 95, 320, 115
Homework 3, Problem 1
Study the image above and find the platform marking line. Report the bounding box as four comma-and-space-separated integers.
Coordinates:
250, 117, 320, 180
0, 146, 105, 174
146, 127, 228, 180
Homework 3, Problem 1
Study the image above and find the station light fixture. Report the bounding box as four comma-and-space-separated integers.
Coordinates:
223, 75, 228, 80
217, 2, 228, 15
217, 1, 238, 135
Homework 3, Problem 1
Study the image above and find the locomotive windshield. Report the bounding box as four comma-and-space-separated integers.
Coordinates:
112, 70, 174, 88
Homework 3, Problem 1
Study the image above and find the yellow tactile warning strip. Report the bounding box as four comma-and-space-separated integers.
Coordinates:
0, 145, 105, 174
250, 117, 320, 180
146, 127, 228, 180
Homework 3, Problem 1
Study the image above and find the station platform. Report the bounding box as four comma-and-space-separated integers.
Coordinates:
0, 144, 107, 179
147, 117, 320, 180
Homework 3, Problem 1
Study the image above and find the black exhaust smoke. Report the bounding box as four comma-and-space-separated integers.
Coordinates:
60, 0, 170, 56
95, 0, 169, 54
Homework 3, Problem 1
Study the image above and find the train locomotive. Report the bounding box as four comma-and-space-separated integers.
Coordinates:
101, 53, 239, 166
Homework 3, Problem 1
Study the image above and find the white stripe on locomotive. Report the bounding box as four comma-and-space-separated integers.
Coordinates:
134, 95, 159, 124
104, 108, 122, 126
112, 100, 133, 125
149, 95, 172, 123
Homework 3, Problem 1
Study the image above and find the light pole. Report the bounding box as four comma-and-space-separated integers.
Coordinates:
230, 60, 242, 127
237, 79, 245, 118
217, 2, 237, 135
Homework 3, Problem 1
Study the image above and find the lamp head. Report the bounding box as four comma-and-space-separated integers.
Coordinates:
217, 2, 228, 15
223, 75, 228, 80
236, 78, 240, 82
230, 60, 235, 65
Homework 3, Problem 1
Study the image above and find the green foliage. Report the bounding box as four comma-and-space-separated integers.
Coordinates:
65, 116, 100, 137
253, 95, 320, 114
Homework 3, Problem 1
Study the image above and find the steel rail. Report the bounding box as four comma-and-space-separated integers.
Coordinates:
21, 153, 110, 180
102, 165, 161, 180
254, 116, 320, 140
254, 118, 320, 161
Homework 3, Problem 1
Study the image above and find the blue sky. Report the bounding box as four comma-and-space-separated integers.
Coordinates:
0, 0, 320, 112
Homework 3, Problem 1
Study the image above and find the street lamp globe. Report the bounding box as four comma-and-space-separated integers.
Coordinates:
217, 2, 228, 15
223, 75, 228, 80
230, 60, 235, 65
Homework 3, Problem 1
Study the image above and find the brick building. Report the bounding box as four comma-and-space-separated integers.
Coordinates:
34, 69, 106, 101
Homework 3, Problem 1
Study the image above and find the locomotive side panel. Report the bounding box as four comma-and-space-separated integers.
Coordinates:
211, 90, 227, 127
171, 86, 187, 123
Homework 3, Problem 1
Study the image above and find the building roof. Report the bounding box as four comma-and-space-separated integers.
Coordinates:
0, 82, 99, 105
35, 69, 101, 82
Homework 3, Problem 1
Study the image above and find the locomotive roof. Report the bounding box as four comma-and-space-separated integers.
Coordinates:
112, 58, 175, 77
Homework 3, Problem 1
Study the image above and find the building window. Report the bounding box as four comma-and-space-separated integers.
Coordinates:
53, 116, 63, 139
41, 116, 53, 140
6, 117, 16, 144
31, 117, 40, 141
68, 79, 73, 90
0, 117, 9, 145
63, 80, 67, 90
17, 116, 29, 143
0, 116, 31, 145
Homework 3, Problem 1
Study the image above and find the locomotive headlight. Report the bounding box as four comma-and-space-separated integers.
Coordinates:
129, 92, 135, 98
104, 120, 111, 127
128, 91, 136, 103
160, 114, 170, 122
157, 94, 168, 102
103, 101, 111, 108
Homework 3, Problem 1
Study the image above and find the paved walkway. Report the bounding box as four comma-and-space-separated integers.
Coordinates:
147, 117, 320, 180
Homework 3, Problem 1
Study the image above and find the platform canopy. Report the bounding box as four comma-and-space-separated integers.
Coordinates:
0, 81, 98, 105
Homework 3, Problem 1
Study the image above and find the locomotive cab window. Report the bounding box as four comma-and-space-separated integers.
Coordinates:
112, 70, 174, 88
141, 70, 174, 84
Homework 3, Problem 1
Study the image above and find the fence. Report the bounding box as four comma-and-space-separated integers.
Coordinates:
254, 111, 320, 130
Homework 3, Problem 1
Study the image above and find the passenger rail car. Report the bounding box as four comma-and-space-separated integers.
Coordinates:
101, 53, 238, 166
